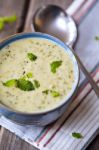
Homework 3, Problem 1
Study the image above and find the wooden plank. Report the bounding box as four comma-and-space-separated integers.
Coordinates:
0, 128, 99, 150
86, 135, 99, 150
0, 129, 38, 150
0, 0, 26, 40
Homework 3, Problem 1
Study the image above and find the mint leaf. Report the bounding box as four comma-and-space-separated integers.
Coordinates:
95, 36, 99, 40
0, 21, 4, 30
17, 79, 35, 91
34, 80, 40, 88
3, 15, 17, 23
72, 132, 83, 139
26, 72, 33, 78
0, 15, 17, 31
3, 78, 35, 91
50, 60, 62, 73
27, 53, 37, 61
3, 79, 17, 87
50, 90, 60, 97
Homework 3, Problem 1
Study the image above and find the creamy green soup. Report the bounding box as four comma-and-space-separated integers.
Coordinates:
0, 38, 74, 112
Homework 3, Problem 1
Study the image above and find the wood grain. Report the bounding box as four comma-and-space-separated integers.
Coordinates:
0, 129, 38, 150
0, 0, 26, 40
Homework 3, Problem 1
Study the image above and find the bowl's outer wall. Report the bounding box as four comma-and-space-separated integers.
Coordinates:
0, 85, 78, 126
0, 33, 79, 125
0, 94, 73, 126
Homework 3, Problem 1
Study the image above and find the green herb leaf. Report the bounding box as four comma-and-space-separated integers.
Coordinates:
26, 72, 33, 78
0, 21, 4, 30
42, 90, 49, 94
3, 15, 17, 23
0, 18, 3, 22
17, 79, 35, 91
72, 132, 83, 139
0, 15, 17, 31
21, 75, 27, 80
3, 79, 17, 87
95, 36, 99, 40
50, 60, 62, 73
34, 80, 40, 88
27, 53, 37, 61
50, 90, 60, 97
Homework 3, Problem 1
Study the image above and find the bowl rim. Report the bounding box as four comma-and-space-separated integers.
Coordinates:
0, 32, 80, 115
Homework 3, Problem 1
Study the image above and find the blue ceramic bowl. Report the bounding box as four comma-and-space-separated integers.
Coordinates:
0, 32, 79, 125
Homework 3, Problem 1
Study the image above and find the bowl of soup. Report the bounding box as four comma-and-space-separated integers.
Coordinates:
0, 32, 79, 125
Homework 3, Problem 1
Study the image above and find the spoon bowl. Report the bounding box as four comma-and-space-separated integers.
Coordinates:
33, 5, 77, 46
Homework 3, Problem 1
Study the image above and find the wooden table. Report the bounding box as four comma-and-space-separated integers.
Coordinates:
0, 0, 99, 150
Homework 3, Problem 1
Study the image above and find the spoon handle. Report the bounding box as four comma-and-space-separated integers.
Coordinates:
71, 48, 99, 98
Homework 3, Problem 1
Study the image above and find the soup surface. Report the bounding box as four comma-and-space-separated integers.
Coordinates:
0, 38, 74, 112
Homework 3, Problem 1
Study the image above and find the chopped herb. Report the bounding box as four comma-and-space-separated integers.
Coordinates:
21, 72, 33, 79
3, 78, 35, 91
3, 79, 17, 87
27, 53, 37, 61
50, 90, 60, 97
50, 60, 62, 73
17, 79, 35, 91
95, 36, 99, 40
26, 72, 33, 78
34, 80, 40, 88
0, 21, 4, 30
72, 132, 83, 139
2, 15, 17, 23
42, 90, 49, 94
21, 75, 27, 80
0, 15, 17, 30
42, 89, 60, 97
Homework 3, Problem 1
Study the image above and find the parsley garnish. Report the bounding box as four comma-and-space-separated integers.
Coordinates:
0, 15, 17, 30
17, 79, 35, 91
3, 79, 17, 87
26, 72, 33, 78
42, 89, 60, 97
50, 90, 60, 97
3, 78, 35, 91
72, 132, 83, 139
0, 22, 4, 30
95, 36, 99, 40
50, 60, 62, 73
27, 53, 37, 61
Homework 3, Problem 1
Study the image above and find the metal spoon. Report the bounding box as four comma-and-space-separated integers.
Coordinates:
33, 5, 99, 97
33, 5, 77, 46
